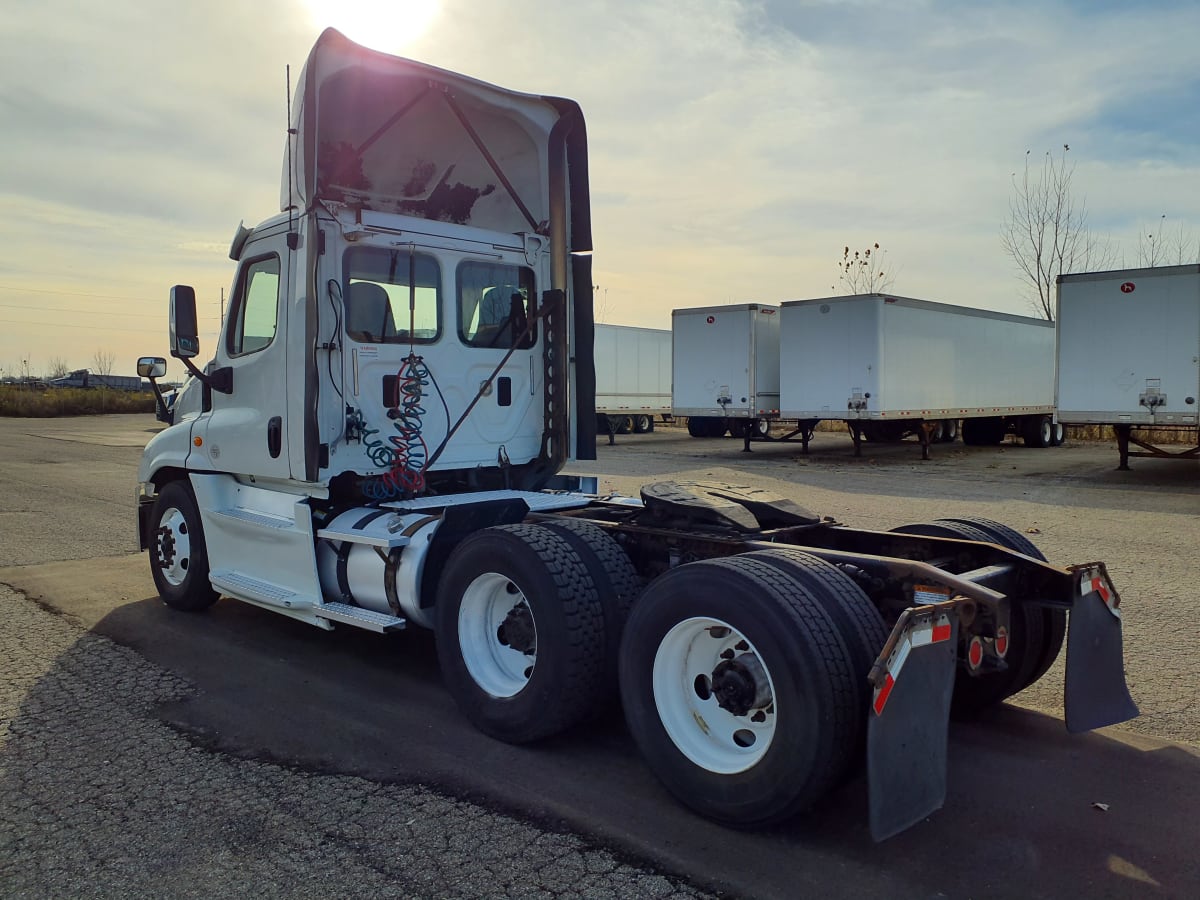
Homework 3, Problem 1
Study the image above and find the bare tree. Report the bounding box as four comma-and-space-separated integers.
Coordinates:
46, 356, 71, 380
1001, 147, 1114, 321
92, 349, 116, 378
836, 242, 896, 294
1137, 216, 1199, 267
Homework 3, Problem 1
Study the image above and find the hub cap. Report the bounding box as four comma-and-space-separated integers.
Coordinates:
652, 616, 777, 773
154, 507, 191, 587
458, 573, 537, 698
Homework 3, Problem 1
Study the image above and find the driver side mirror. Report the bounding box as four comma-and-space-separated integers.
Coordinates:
137, 357, 167, 378
170, 285, 200, 359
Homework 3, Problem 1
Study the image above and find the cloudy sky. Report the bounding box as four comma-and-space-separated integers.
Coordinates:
2, 0, 1197, 377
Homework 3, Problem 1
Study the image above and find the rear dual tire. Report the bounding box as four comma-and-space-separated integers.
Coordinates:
890, 517, 1065, 715
619, 553, 873, 826
435, 524, 609, 743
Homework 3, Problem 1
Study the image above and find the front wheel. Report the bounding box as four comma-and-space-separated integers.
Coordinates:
619, 556, 856, 827
149, 480, 219, 612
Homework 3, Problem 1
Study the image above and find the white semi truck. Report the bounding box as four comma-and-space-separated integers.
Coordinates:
135, 29, 1137, 841
594, 323, 671, 436
778, 294, 1061, 459
671, 303, 781, 438
1056, 265, 1200, 469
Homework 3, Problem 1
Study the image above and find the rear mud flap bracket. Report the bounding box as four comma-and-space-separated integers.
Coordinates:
867, 610, 957, 841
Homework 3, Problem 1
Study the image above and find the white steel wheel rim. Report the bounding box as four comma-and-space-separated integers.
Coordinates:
458, 572, 537, 698
155, 507, 192, 587
652, 616, 777, 774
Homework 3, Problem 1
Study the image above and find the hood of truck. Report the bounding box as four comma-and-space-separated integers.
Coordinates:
282, 28, 589, 241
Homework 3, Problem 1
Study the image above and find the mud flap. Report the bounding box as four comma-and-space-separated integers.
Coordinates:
867, 610, 958, 841
1064, 566, 1139, 733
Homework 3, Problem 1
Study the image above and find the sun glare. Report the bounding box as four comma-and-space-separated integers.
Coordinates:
303, 0, 441, 53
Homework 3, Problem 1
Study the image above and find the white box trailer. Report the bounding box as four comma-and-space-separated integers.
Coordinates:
672, 303, 780, 438
1056, 264, 1200, 469
594, 323, 671, 434
779, 294, 1058, 457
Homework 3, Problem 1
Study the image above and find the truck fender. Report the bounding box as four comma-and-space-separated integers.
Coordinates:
417, 498, 531, 611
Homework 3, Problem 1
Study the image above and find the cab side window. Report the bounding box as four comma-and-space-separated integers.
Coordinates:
228, 256, 280, 356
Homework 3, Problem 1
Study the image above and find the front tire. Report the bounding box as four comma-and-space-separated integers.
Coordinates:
434, 524, 606, 743
149, 480, 219, 612
619, 556, 856, 827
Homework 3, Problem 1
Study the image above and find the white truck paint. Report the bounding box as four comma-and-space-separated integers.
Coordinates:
594, 323, 671, 433
132, 29, 1137, 843
779, 294, 1058, 452
1056, 264, 1200, 468
671, 303, 780, 437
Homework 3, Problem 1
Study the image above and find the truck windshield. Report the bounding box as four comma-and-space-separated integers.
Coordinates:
343, 246, 440, 344
458, 261, 536, 349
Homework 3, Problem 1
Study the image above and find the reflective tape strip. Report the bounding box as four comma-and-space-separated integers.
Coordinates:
872, 672, 896, 716
873, 612, 953, 715
1080, 568, 1121, 617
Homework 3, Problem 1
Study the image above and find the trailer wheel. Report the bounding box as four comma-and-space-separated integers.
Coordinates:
935, 516, 1066, 694
753, 418, 771, 438
929, 420, 945, 442
861, 421, 904, 443
940, 419, 959, 443
742, 548, 888, 777
1022, 415, 1053, 448
632, 414, 655, 433
149, 480, 219, 612
961, 417, 1006, 446
1051, 422, 1065, 446
541, 518, 642, 704
687, 416, 721, 438
890, 519, 1049, 715
619, 556, 856, 827
434, 524, 606, 743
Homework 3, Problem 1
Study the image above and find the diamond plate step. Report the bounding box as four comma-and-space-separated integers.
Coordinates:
315, 602, 406, 633
210, 570, 317, 609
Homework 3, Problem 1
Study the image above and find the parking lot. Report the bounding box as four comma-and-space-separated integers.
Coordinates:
1, 415, 1198, 898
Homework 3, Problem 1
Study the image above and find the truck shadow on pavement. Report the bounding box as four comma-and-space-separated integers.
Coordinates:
11, 592, 1183, 900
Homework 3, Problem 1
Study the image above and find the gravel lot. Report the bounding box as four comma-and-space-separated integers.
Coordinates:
0, 583, 708, 899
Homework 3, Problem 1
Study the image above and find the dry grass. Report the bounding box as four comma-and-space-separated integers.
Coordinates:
0, 385, 157, 417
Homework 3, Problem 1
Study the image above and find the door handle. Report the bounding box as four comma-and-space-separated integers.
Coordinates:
267, 416, 282, 458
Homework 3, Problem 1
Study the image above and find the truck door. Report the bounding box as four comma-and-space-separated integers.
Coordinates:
452, 259, 543, 465
193, 232, 293, 480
